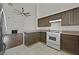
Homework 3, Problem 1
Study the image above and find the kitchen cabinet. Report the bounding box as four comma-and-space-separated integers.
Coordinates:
61, 7, 79, 26
73, 7, 79, 25
40, 32, 46, 43
24, 32, 40, 46
38, 7, 79, 26
61, 9, 74, 26
3, 33, 23, 49
38, 13, 62, 27
38, 16, 51, 27
61, 34, 79, 54
51, 13, 62, 20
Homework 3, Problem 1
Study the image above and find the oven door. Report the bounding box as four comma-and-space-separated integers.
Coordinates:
47, 32, 60, 45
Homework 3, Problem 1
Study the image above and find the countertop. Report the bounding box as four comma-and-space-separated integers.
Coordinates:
37, 27, 79, 36
38, 29, 79, 36
37, 26, 79, 36
62, 31, 79, 36
5, 27, 79, 36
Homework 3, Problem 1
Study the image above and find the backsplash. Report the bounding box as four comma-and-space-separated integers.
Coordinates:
37, 27, 50, 31
62, 26, 79, 31
37, 26, 79, 31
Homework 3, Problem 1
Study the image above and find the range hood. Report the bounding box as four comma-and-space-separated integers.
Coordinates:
49, 19, 62, 31
49, 19, 61, 23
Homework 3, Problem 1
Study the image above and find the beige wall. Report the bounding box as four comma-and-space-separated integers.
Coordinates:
3, 3, 37, 34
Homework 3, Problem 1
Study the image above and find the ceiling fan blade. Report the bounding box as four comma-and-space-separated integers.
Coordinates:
24, 14, 31, 16
23, 13, 30, 15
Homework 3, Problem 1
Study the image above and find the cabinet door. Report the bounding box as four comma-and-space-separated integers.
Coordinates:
61, 10, 74, 26
38, 13, 62, 27
28, 32, 40, 45
40, 32, 46, 43
50, 13, 62, 20
24, 32, 40, 46
69, 10, 74, 25
61, 34, 79, 54
61, 12, 68, 26
73, 7, 79, 25
38, 17, 51, 27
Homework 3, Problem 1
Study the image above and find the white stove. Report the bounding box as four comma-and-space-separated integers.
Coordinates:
46, 19, 62, 50
47, 31, 61, 50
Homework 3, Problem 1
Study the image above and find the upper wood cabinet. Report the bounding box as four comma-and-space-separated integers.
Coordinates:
38, 16, 51, 27
50, 13, 62, 20
61, 7, 79, 26
73, 7, 79, 25
38, 7, 79, 27
38, 13, 62, 27
61, 10, 74, 26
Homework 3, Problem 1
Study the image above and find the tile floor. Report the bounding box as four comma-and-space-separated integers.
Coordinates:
4, 42, 71, 55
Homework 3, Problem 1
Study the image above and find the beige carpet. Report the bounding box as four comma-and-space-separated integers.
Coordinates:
4, 42, 70, 55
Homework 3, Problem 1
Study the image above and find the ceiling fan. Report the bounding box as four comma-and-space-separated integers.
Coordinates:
8, 3, 31, 17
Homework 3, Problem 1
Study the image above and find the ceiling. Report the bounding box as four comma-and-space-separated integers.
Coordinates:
37, 3, 79, 18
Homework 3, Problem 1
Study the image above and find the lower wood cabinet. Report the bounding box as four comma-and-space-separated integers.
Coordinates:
24, 32, 40, 46
3, 33, 23, 49
24, 32, 46, 46
61, 34, 79, 54
40, 32, 46, 43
